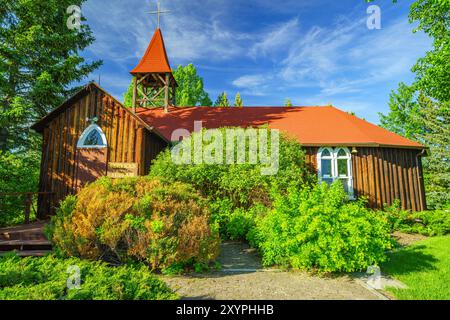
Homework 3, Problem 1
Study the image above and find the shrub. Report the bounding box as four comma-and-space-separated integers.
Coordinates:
384, 201, 450, 236
0, 151, 40, 227
0, 253, 177, 300
149, 128, 315, 236
226, 205, 268, 241
251, 182, 393, 273
47, 177, 220, 271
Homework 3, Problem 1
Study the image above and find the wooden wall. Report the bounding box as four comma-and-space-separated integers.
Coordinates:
304, 147, 426, 211
37, 86, 168, 218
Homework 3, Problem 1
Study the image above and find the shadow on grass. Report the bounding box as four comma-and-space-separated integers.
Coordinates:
383, 245, 439, 276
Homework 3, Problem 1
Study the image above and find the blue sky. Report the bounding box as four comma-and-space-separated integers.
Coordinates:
80, 0, 431, 123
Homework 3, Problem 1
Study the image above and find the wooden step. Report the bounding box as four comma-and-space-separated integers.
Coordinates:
0, 222, 48, 241
0, 231, 47, 241
0, 221, 47, 233
0, 239, 52, 251
0, 250, 52, 257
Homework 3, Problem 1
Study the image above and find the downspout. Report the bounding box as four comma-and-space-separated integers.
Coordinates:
416, 148, 427, 211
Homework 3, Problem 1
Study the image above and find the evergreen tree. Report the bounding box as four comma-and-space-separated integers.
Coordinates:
414, 99, 450, 209
234, 92, 243, 107
0, 0, 101, 152
284, 99, 293, 107
214, 92, 230, 107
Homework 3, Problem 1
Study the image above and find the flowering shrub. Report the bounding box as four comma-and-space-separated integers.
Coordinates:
249, 182, 393, 273
47, 177, 220, 271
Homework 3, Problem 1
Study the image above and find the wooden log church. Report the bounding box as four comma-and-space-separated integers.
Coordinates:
31, 27, 427, 218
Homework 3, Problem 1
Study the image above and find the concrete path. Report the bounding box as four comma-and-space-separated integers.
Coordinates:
162, 242, 384, 300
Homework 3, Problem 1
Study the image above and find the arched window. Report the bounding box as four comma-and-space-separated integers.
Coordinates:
317, 147, 354, 198
77, 124, 107, 148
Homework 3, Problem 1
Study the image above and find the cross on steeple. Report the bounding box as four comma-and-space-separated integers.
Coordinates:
148, 1, 171, 29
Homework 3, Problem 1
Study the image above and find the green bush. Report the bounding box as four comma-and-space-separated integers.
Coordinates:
250, 182, 393, 273
0, 151, 40, 227
0, 253, 177, 300
384, 201, 450, 236
47, 177, 220, 271
149, 128, 315, 237
226, 205, 267, 241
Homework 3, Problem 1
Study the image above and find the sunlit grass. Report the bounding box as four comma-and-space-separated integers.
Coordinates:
382, 236, 450, 300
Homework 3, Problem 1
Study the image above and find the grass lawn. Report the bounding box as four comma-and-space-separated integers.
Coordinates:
382, 235, 450, 300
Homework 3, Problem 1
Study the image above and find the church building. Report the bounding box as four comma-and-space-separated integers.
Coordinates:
31, 27, 427, 218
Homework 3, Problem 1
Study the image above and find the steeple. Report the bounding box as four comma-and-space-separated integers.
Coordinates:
130, 28, 177, 113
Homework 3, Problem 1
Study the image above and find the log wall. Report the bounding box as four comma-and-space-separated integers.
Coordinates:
37, 86, 168, 218
304, 147, 426, 211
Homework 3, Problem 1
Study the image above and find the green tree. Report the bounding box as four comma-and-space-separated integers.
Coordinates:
0, 0, 101, 152
174, 64, 212, 106
234, 92, 243, 107
378, 0, 450, 209
379, 83, 423, 140
123, 64, 212, 107
214, 92, 230, 107
284, 99, 293, 107
409, 0, 450, 103
414, 99, 450, 209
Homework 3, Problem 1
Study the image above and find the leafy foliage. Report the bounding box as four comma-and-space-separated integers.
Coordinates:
0, 151, 40, 226
0, 0, 101, 152
409, 0, 450, 104
150, 128, 314, 208
249, 182, 393, 273
47, 177, 220, 271
173, 64, 213, 106
379, 0, 450, 209
0, 254, 177, 300
379, 83, 424, 140
384, 200, 450, 236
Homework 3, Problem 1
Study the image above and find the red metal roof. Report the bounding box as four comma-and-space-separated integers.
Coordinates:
130, 28, 172, 74
136, 106, 424, 149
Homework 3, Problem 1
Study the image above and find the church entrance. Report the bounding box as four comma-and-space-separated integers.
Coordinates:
74, 123, 108, 190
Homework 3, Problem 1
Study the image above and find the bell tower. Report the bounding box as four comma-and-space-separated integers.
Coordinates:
130, 27, 177, 113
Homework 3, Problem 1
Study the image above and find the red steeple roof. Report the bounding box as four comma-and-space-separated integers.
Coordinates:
130, 28, 172, 74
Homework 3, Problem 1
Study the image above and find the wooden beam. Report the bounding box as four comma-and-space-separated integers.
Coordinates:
132, 76, 137, 113
164, 73, 170, 113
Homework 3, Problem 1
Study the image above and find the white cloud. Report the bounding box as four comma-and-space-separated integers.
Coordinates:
248, 18, 300, 59
232, 14, 430, 100
232, 74, 270, 88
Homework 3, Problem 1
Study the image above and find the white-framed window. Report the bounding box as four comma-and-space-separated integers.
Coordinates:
317, 147, 354, 198
77, 124, 107, 148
